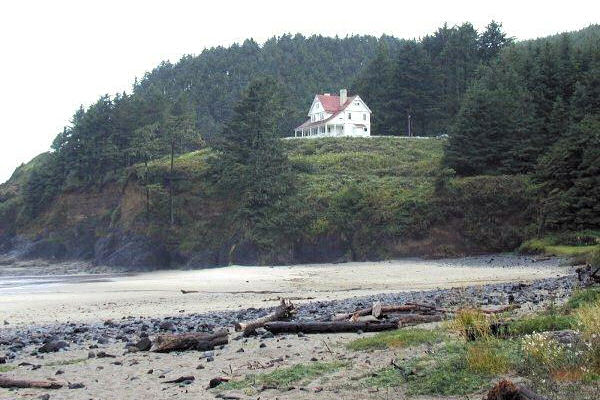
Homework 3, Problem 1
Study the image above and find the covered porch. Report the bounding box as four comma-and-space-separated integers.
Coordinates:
294, 123, 344, 137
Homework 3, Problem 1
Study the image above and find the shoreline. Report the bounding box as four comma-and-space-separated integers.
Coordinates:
0, 255, 570, 327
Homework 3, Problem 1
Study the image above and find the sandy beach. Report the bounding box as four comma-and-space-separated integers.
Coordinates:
0, 255, 568, 326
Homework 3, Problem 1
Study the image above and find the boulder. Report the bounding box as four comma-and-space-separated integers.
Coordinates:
38, 340, 69, 353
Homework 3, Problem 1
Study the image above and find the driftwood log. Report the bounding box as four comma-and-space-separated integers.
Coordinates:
235, 299, 294, 334
396, 314, 444, 326
264, 320, 400, 334
333, 303, 443, 322
485, 379, 549, 400
151, 329, 228, 353
0, 376, 63, 389
480, 304, 521, 314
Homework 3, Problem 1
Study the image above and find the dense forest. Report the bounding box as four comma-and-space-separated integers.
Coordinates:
0, 22, 598, 268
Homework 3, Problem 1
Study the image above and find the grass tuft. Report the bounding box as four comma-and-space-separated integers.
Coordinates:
0, 365, 16, 373
449, 308, 494, 340
565, 288, 600, 311
217, 361, 347, 391
508, 314, 576, 336
347, 328, 446, 351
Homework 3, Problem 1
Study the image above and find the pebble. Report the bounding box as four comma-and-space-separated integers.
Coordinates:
68, 382, 85, 389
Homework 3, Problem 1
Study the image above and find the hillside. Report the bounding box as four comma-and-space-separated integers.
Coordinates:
2, 23, 599, 268
0, 138, 536, 268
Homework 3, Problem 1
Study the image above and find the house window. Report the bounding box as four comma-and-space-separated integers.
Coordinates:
348, 113, 352, 120
363, 113, 366, 121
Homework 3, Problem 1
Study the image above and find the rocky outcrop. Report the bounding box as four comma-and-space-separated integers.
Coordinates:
292, 234, 349, 264
93, 231, 170, 270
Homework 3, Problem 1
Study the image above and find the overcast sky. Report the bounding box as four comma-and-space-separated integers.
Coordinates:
0, 0, 597, 182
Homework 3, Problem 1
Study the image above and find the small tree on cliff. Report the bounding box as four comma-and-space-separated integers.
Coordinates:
210, 77, 294, 243
134, 94, 198, 225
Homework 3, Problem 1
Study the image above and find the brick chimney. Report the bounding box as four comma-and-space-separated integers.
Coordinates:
339, 89, 347, 106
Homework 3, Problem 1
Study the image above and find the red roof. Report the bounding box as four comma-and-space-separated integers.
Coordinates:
317, 94, 349, 113
294, 94, 359, 131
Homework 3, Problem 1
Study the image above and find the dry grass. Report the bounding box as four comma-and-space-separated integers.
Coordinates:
576, 299, 600, 372
466, 340, 512, 374
449, 308, 495, 340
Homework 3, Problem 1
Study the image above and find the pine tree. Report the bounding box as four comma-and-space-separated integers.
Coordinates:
210, 77, 294, 232
391, 41, 439, 136
536, 116, 600, 231
478, 21, 512, 63
353, 40, 395, 135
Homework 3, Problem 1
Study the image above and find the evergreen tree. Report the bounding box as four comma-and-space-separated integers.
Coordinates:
536, 116, 600, 231
353, 40, 395, 135
391, 41, 438, 136
445, 63, 533, 175
210, 77, 294, 236
478, 21, 512, 63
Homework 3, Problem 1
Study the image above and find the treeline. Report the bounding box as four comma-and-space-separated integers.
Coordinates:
353, 21, 512, 136
22, 34, 396, 217
13, 23, 600, 240
445, 24, 600, 232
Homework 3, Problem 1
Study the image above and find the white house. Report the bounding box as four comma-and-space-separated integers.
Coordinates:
294, 89, 372, 137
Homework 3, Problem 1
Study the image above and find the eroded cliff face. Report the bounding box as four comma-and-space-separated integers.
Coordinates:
0, 180, 171, 269
0, 140, 535, 270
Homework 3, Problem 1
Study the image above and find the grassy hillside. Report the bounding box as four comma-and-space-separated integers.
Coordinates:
0, 137, 543, 267
120, 137, 535, 265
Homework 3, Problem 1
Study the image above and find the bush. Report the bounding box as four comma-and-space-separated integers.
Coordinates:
522, 333, 578, 374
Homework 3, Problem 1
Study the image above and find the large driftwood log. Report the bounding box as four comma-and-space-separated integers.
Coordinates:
395, 314, 444, 326
333, 303, 444, 322
152, 329, 228, 353
235, 299, 294, 334
264, 320, 399, 334
485, 379, 549, 400
0, 376, 63, 389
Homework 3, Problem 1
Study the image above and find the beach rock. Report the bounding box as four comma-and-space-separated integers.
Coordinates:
135, 337, 152, 351
68, 382, 85, 389
38, 340, 68, 353
159, 321, 175, 331
94, 231, 170, 270
96, 351, 116, 358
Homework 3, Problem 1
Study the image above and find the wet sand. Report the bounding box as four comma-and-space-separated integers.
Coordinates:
0, 256, 568, 327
